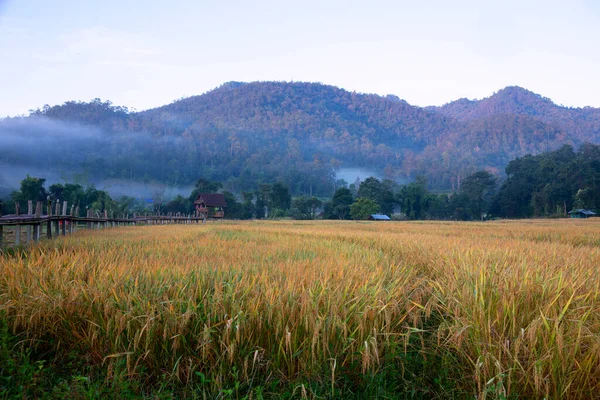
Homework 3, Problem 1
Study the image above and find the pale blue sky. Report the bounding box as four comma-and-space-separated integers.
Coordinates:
1, 0, 599, 117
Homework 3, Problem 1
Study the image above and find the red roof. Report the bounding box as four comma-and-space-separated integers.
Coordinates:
193, 193, 228, 207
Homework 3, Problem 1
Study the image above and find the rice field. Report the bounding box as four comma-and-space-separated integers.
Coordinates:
1, 219, 600, 398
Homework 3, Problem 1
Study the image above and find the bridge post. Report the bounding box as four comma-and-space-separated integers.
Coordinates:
33, 224, 40, 242
27, 201, 33, 243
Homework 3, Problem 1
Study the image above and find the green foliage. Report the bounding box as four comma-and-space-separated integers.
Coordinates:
357, 177, 396, 216
329, 187, 354, 219
397, 176, 432, 220
241, 191, 255, 219
350, 197, 379, 220
291, 196, 322, 220
188, 178, 223, 204
10, 175, 47, 205
458, 170, 497, 220
164, 194, 189, 214
270, 182, 291, 211
49, 183, 86, 206
251, 182, 292, 218
491, 144, 600, 218
223, 191, 246, 219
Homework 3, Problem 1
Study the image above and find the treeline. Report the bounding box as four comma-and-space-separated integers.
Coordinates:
321, 143, 600, 220
491, 144, 600, 218
3, 176, 142, 216
173, 173, 499, 221
3, 144, 598, 220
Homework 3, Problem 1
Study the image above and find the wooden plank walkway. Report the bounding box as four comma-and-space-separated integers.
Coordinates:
0, 200, 209, 248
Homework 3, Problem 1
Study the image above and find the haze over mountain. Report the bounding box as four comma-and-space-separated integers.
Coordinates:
1, 81, 598, 199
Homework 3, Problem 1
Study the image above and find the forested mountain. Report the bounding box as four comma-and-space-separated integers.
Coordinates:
427, 86, 600, 143
1, 82, 598, 198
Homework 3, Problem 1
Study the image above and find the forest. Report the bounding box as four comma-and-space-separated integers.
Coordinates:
2, 81, 599, 201
4, 142, 599, 220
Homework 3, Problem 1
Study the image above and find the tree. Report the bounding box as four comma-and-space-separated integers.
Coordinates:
255, 184, 272, 218
270, 182, 291, 211
152, 186, 166, 215
115, 196, 137, 215
489, 144, 600, 218
291, 196, 323, 220
241, 191, 255, 219
188, 178, 223, 204
11, 175, 48, 205
164, 195, 189, 214
397, 176, 430, 220
357, 177, 382, 203
379, 179, 398, 215
48, 183, 64, 200
357, 177, 396, 215
48, 182, 86, 208
574, 188, 595, 209
350, 197, 379, 220
329, 187, 353, 219
223, 191, 243, 219
460, 170, 497, 220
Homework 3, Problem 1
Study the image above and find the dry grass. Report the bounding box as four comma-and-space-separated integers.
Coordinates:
1, 219, 600, 398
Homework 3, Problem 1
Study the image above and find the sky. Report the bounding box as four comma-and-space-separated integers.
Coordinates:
1, 0, 599, 117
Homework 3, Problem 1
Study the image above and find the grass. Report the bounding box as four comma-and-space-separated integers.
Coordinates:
1, 219, 600, 398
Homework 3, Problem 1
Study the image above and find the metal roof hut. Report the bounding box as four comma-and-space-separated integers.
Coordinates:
568, 209, 597, 218
368, 214, 391, 221
194, 193, 227, 219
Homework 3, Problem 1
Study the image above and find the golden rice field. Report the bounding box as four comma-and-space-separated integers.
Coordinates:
1, 219, 600, 398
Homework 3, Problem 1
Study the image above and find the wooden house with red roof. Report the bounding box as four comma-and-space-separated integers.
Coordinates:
194, 193, 227, 219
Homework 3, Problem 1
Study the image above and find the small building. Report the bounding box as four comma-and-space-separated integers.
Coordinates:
368, 214, 391, 221
568, 209, 597, 218
194, 193, 227, 219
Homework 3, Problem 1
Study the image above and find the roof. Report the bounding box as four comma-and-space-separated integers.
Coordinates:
193, 193, 228, 207
568, 209, 597, 215
369, 214, 391, 220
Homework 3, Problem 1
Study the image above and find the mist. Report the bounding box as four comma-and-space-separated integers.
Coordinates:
336, 168, 381, 184
0, 115, 195, 200
0, 105, 414, 200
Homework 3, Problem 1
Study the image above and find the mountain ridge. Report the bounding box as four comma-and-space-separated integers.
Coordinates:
426, 85, 600, 142
1, 81, 597, 195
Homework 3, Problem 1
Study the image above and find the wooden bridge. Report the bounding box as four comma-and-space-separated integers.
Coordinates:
0, 200, 208, 248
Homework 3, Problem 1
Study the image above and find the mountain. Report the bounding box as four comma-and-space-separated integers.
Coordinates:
140, 81, 454, 146
1, 82, 598, 197
427, 86, 600, 143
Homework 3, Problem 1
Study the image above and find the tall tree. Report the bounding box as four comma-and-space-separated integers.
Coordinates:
241, 191, 255, 219
270, 182, 291, 211
189, 178, 223, 204
11, 175, 48, 205
397, 176, 430, 220
460, 170, 497, 220
357, 177, 395, 215
223, 191, 243, 219
350, 197, 379, 220
329, 187, 354, 219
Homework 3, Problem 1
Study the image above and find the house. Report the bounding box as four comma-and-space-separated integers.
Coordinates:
368, 214, 391, 221
194, 193, 227, 219
568, 209, 597, 218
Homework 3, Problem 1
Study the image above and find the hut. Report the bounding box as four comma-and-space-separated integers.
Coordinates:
194, 193, 227, 219
568, 209, 597, 218
368, 214, 391, 221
